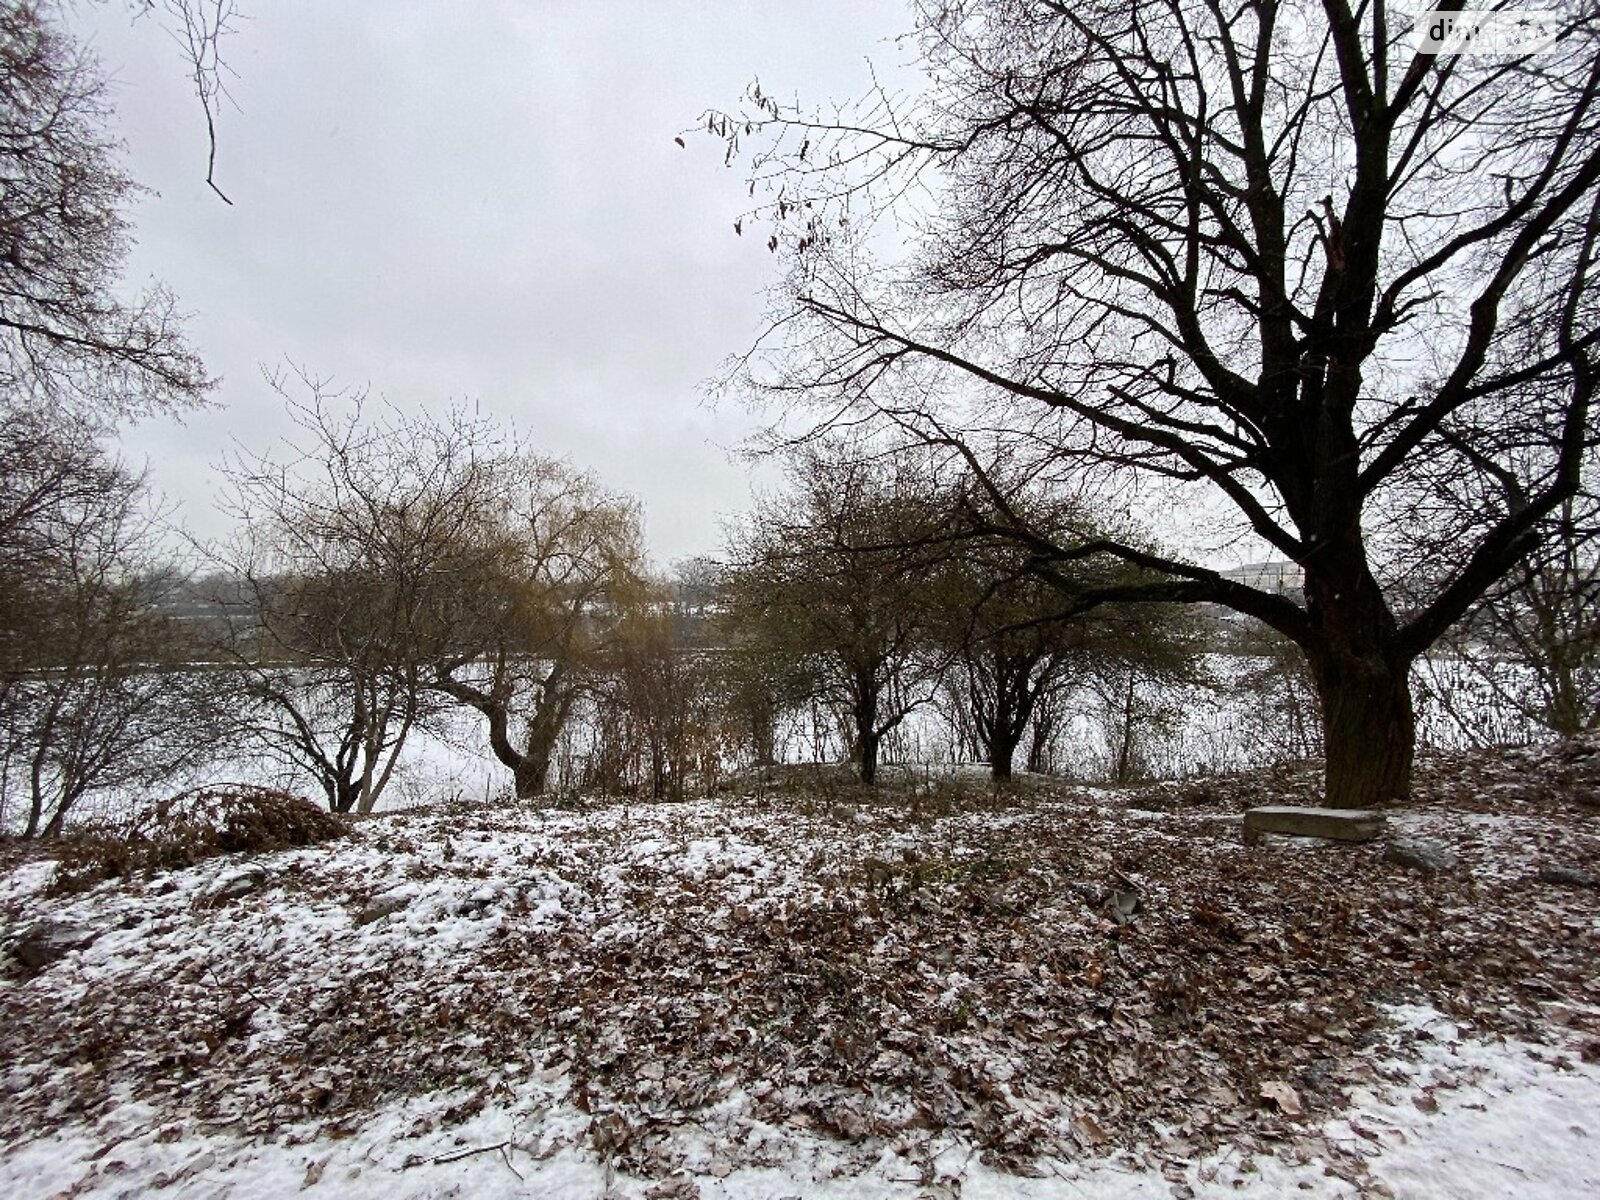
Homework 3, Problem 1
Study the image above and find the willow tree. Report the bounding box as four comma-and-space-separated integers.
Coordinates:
1449, 491, 1600, 738
428, 461, 645, 801
710, 0, 1600, 806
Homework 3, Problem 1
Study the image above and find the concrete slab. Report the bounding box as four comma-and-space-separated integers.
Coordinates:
1243, 805, 1385, 845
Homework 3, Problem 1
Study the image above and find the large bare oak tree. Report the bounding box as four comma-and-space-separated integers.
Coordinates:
712, 0, 1600, 806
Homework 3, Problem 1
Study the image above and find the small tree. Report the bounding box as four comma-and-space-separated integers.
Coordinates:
1228, 618, 1325, 765
721, 444, 951, 786
0, 444, 215, 837
586, 581, 731, 800
1082, 604, 1213, 783
712, 628, 818, 770
1023, 683, 1070, 776
930, 553, 1075, 779
211, 377, 498, 814
1444, 494, 1600, 739
691, 557, 818, 770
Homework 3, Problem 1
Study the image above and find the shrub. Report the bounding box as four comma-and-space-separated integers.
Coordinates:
49, 785, 345, 893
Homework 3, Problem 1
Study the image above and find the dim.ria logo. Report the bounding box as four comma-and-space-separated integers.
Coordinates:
1414, 6, 1562, 55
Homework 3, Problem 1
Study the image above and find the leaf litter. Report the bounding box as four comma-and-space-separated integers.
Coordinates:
0, 738, 1596, 1197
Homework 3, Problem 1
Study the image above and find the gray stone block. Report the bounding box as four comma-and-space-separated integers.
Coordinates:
11, 922, 99, 972
1383, 837, 1456, 874
1243, 805, 1386, 844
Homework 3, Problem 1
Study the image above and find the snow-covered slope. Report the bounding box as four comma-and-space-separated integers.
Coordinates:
2, 745, 1597, 1198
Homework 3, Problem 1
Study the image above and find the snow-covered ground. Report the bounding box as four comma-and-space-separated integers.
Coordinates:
1, 1017, 1595, 1200
2, 741, 1597, 1198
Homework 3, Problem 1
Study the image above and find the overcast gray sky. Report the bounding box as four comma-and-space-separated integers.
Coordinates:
70, 0, 918, 567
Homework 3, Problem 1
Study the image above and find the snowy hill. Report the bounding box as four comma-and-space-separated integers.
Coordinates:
1, 743, 1597, 1199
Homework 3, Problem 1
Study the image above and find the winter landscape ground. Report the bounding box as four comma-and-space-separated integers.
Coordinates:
2, 739, 1596, 1199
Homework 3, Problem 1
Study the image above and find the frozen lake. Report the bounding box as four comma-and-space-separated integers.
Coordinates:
0, 652, 1556, 833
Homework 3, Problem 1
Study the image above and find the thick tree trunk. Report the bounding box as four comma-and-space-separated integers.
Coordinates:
858, 725, 880, 786
988, 727, 1019, 780
749, 701, 777, 767
1302, 536, 1417, 808
1112, 670, 1138, 784
851, 667, 882, 787
970, 650, 1041, 782
982, 675, 1017, 782
513, 753, 549, 799
1308, 644, 1415, 807
518, 679, 572, 798
330, 776, 360, 814
436, 664, 572, 801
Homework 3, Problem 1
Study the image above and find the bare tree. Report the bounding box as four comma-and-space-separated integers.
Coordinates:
0, 442, 216, 837
214, 370, 646, 808
1, 409, 123, 645
0, 4, 216, 834
711, 613, 819, 770
3, 0, 211, 668
210, 375, 504, 814
711, 1, 1600, 806
1023, 682, 1070, 776
1084, 606, 1214, 783
1228, 619, 1325, 764
210, 376, 646, 810
1442, 491, 1600, 738
721, 444, 953, 786
930, 528, 1084, 780
0, 1, 212, 421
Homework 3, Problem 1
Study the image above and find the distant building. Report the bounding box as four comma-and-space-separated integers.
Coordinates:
1219, 560, 1303, 597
